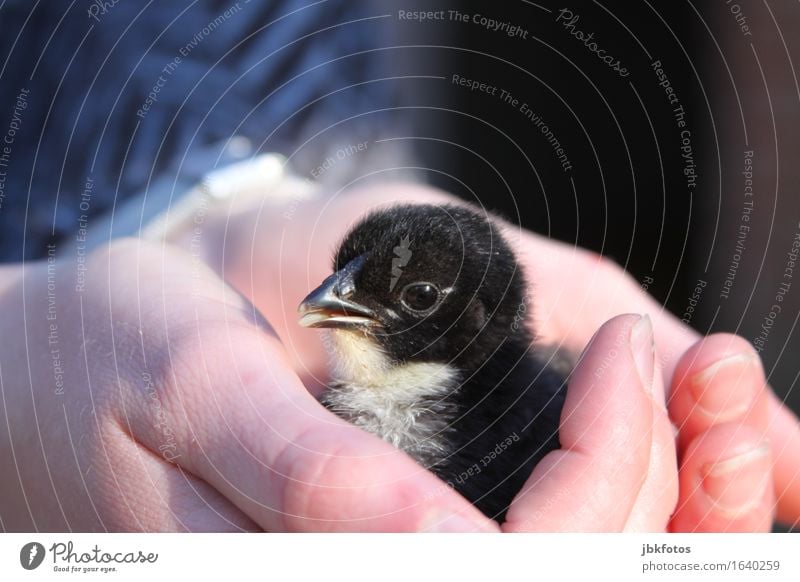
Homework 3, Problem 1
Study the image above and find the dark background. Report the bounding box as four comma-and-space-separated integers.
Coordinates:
395, 0, 800, 419
0, 0, 797, 462
0, 0, 796, 535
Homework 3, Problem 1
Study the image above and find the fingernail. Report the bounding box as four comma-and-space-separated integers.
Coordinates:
422, 511, 496, 533
630, 314, 655, 393
702, 444, 771, 517
690, 353, 760, 422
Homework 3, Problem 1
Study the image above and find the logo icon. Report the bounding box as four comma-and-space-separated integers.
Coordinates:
20, 542, 45, 570
390, 236, 412, 291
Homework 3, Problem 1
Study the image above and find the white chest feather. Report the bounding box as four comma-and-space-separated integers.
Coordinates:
321, 331, 459, 467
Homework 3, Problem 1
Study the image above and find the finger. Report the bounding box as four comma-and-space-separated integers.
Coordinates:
766, 390, 800, 526
503, 314, 656, 531
669, 334, 769, 451
671, 423, 774, 532
86, 424, 260, 532
101, 241, 498, 532
623, 367, 678, 531
670, 334, 799, 525
132, 327, 497, 532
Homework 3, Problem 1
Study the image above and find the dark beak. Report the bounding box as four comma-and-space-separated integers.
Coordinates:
298, 256, 379, 329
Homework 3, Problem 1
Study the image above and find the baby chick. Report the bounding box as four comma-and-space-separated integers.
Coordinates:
298, 203, 567, 522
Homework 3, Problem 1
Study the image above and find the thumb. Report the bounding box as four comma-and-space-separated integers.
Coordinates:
504, 314, 657, 531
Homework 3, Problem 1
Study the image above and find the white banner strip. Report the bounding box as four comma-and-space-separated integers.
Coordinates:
1, 533, 797, 581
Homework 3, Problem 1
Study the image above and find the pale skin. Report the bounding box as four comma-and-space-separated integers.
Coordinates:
0, 183, 797, 532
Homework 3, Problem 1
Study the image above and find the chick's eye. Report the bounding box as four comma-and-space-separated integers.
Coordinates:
400, 282, 440, 312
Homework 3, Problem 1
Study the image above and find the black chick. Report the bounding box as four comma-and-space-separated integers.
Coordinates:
298, 203, 567, 522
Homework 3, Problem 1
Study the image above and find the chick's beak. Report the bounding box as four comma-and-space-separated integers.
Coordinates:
298, 256, 379, 330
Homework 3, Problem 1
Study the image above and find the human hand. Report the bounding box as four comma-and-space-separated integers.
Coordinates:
510, 210, 799, 531
669, 334, 799, 531
210, 181, 799, 531
0, 239, 497, 532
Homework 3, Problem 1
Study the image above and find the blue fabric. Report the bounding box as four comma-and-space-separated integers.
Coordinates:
0, 1, 407, 261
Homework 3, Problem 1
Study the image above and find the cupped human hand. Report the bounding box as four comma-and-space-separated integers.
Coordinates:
0, 239, 498, 532
669, 334, 799, 531
212, 181, 799, 531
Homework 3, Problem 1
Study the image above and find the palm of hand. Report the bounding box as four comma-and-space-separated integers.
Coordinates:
216, 185, 686, 531
218, 183, 797, 531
